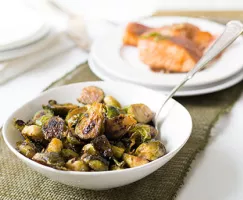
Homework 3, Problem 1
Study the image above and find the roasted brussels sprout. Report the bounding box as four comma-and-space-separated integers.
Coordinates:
61, 149, 79, 160
91, 135, 113, 158
105, 114, 137, 140
128, 123, 158, 138
135, 141, 166, 161
63, 139, 82, 154
75, 102, 105, 140
22, 125, 44, 142
66, 131, 82, 145
83, 155, 109, 171
77, 86, 104, 105
82, 144, 98, 156
111, 145, 125, 159
14, 119, 25, 132
16, 139, 37, 159
35, 115, 52, 127
42, 116, 66, 140
32, 152, 65, 168
66, 158, 89, 171
33, 109, 53, 124
43, 100, 78, 118
123, 153, 149, 168
46, 138, 63, 153
65, 107, 87, 129
104, 95, 121, 108
105, 105, 120, 119
127, 104, 154, 123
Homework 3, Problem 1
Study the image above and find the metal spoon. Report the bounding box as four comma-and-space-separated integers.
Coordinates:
155, 20, 243, 129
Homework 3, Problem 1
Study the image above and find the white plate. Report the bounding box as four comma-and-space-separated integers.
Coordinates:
91, 16, 243, 88
89, 55, 243, 96
3, 81, 192, 189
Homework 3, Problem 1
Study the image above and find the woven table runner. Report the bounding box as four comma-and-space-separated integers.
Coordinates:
1, 62, 243, 200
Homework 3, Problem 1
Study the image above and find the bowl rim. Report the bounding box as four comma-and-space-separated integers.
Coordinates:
2, 81, 192, 175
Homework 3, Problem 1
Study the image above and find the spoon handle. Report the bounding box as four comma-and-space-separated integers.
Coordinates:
155, 20, 243, 127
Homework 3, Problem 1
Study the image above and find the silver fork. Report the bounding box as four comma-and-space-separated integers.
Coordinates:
155, 20, 243, 130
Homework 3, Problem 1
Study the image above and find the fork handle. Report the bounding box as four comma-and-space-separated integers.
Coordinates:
155, 20, 243, 128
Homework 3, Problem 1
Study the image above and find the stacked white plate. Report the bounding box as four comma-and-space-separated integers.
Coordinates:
89, 16, 243, 96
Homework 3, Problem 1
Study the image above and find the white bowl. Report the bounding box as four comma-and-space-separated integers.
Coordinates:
3, 81, 192, 190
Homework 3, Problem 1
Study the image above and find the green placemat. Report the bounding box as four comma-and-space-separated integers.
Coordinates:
1, 63, 243, 200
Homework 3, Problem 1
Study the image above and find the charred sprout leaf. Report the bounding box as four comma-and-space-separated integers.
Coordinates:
91, 135, 113, 158
75, 102, 105, 140
33, 109, 53, 124
82, 144, 98, 156
43, 100, 78, 118
104, 95, 121, 108
127, 103, 154, 123
111, 145, 125, 159
67, 131, 82, 145
135, 140, 166, 161
14, 119, 26, 132
105, 105, 120, 119
32, 152, 65, 168
46, 138, 63, 153
16, 139, 37, 159
105, 114, 137, 140
77, 86, 104, 105
110, 165, 125, 170
22, 125, 44, 142
61, 149, 79, 160
123, 153, 149, 168
65, 107, 87, 129
65, 158, 89, 171
111, 159, 125, 170
42, 116, 66, 140
83, 155, 109, 171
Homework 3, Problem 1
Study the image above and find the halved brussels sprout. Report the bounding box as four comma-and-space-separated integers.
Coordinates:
104, 95, 121, 108
42, 116, 66, 140
22, 125, 44, 142
123, 153, 149, 168
16, 139, 37, 159
65, 158, 89, 171
35, 115, 52, 127
82, 144, 98, 156
65, 107, 87, 129
33, 109, 54, 125
127, 103, 154, 123
135, 140, 166, 161
128, 124, 158, 138
105, 105, 120, 119
91, 135, 113, 158
77, 86, 104, 105
105, 114, 137, 140
46, 138, 63, 153
14, 119, 25, 132
63, 139, 82, 154
61, 149, 79, 160
32, 152, 65, 168
82, 155, 109, 171
43, 100, 78, 118
111, 145, 125, 159
75, 102, 105, 140
66, 131, 82, 145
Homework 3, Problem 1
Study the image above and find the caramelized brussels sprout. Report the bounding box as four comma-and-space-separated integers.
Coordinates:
111, 145, 125, 159
77, 86, 104, 105
33, 109, 53, 124
75, 102, 105, 140
61, 149, 79, 160
82, 144, 98, 156
104, 95, 121, 108
128, 123, 158, 138
63, 139, 82, 154
92, 135, 113, 158
43, 100, 78, 118
123, 153, 149, 168
65, 107, 87, 129
105, 114, 137, 140
105, 105, 120, 119
22, 125, 44, 142
83, 155, 109, 171
14, 119, 25, 132
127, 103, 154, 123
66, 158, 89, 171
42, 116, 66, 140
135, 141, 166, 161
32, 152, 65, 168
16, 139, 37, 159
46, 138, 63, 153
66, 131, 82, 145
35, 115, 52, 127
